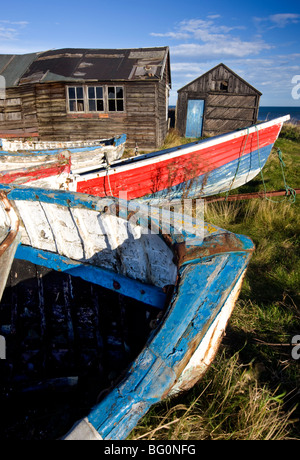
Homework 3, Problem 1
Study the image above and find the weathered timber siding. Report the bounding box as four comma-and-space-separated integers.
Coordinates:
0, 85, 38, 136
176, 63, 261, 138
1, 79, 168, 150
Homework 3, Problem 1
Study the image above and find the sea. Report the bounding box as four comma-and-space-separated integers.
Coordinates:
169, 106, 300, 124
258, 106, 300, 124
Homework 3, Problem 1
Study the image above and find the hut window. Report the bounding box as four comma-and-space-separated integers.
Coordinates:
68, 86, 85, 112
88, 86, 104, 112
108, 86, 124, 112
67, 85, 125, 113
220, 80, 228, 92
212, 80, 229, 92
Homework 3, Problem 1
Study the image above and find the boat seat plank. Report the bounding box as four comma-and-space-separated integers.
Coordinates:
15, 245, 168, 309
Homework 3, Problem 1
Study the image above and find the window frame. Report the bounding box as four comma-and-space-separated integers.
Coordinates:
107, 86, 124, 112
66, 85, 125, 114
67, 86, 86, 113
87, 86, 105, 112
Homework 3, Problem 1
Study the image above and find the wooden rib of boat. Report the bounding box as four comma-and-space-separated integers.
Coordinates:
0, 183, 254, 440
0, 134, 126, 175
0, 116, 289, 203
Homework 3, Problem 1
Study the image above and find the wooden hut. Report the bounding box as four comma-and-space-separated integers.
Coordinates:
175, 63, 261, 138
0, 47, 171, 150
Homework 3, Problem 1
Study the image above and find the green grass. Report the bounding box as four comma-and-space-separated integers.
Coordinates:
128, 122, 300, 441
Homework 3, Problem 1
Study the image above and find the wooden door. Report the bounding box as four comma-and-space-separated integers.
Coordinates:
185, 99, 204, 137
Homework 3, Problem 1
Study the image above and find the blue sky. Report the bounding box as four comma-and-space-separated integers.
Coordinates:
0, 0, 299, 106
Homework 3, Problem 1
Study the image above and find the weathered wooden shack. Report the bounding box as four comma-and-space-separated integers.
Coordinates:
0, 47, 171, 150
175, 63, 261, 138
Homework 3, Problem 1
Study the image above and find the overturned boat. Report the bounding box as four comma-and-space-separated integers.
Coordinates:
0, 183, 254, 440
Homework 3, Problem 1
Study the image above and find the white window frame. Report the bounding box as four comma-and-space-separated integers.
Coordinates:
66, 85, 125, 113
67, 86, 86, 113
87, 86, 105, 112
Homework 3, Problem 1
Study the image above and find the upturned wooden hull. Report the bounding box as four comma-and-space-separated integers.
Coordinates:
0, 183, 255, 440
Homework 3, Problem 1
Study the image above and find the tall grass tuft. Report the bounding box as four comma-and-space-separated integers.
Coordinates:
279, 123, 300, 142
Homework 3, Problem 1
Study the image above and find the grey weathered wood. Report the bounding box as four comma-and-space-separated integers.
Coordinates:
175, 63, 261, 137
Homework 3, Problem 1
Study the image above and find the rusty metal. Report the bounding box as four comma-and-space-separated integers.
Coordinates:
204, 189, 300, 203
174, 232, 254, 267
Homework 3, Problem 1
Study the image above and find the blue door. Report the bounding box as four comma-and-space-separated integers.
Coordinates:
185, 99, 204, 138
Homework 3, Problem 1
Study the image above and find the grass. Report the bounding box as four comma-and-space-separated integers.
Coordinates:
129, 352, 295, 440
128, 122, 300, 441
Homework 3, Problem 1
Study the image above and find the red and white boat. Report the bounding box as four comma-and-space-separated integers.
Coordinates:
0, 117, 289, 203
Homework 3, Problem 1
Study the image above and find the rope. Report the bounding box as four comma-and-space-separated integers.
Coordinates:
105, 167, 113, 196
225, 127, 250, 200
256, 127, 296, 204
276, 148, 297, 202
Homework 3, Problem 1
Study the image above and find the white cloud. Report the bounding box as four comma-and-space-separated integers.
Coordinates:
171, 39, 271, 58
0, 20, 29, 27
151, 31, 190, 40
0, 27, 18, 40
0, 20, 29, 43
152, 16, 270, 59
269, 13, 300, 27
254, 13, 300, 30
207, 15, 221, 20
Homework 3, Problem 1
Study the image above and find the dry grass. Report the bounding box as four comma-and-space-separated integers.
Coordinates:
129, 352, 296, 440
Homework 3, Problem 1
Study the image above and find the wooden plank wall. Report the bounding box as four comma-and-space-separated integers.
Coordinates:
204, 94, 259, 135
0, 72, 170, 151
0, 85, 38, 137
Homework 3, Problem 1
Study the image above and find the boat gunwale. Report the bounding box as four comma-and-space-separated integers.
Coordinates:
0, 192, 20, 257
0, 134, 127, 154
73, 116, 290, 180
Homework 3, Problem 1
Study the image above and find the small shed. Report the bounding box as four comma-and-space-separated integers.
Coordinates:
0, 47, 171, 150
175, 63, 262, 138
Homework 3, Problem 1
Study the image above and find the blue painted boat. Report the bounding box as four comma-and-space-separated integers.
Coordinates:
0, 183, 254, 440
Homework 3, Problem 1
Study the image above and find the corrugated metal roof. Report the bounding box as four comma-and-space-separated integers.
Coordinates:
0, 53, 39, 87
0, 47, 170, 87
